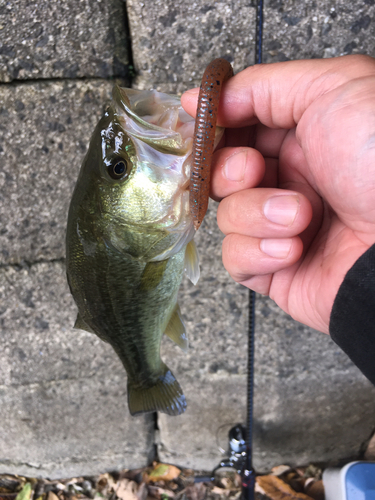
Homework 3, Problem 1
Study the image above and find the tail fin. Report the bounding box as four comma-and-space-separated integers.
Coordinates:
128, 363, 187, 417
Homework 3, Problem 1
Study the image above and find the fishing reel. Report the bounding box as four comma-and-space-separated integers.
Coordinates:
194, 424, 255, 499
212, 424, 247, 475
194, 423, 248, 483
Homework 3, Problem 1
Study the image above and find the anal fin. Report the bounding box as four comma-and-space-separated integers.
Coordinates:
74, 313, 95, 334
164, 304, 188, 353
74, 313, 109, 343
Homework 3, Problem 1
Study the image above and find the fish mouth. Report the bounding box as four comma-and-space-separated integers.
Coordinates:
113, 86, 191, 157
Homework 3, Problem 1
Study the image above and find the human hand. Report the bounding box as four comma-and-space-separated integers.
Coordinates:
182, 55, 375, 334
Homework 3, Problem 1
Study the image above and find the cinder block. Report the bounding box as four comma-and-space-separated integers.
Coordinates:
157, 206, 375, 472
0, 262, 155, 478
0, 80, 114, 265
0, 0, 130, 82
124, 0, 375, 472
126, 0, 256, 92
2, 0, 375, 478
263, 1, 375, 63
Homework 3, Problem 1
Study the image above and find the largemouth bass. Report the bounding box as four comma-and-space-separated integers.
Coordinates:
66, 55, 232, 416
66, 86, 202, 416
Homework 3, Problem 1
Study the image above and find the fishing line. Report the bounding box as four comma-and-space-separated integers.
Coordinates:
195, 2, 263, 494
241, 1, 263, 499
255, 0, 264, 66
241, 290, 256, 499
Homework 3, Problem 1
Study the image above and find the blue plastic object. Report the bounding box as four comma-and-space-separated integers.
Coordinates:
346, 462, 375, 499
323, 462, 375, 500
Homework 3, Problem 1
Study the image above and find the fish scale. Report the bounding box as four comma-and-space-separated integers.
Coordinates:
66, 71, 226, 416
66, 88, 198, 416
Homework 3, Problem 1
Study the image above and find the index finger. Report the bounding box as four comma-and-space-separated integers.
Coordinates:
181, 55, 375, 130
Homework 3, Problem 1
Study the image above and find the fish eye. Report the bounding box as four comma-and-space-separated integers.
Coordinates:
108, 158, 130, 180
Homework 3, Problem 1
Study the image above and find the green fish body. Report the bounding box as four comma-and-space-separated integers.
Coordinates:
66, 86, 202, 416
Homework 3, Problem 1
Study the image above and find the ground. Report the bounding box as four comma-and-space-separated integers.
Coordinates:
0, 462, 327, 500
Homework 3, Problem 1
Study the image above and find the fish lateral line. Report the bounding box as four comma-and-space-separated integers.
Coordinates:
66, 85, 202, 417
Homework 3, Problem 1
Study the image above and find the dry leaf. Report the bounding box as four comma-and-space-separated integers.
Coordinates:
218, 478, 229, 489
147, 485, 175, 499
15, 484, 32, 500
216, 473, 241, 491
97, 474, 115, 495
283, 472, 305, 493
46, 493, 59, 500
0, 476, 25, 494
271, 466, 292, 477
0, 494, 18, 500
210, 487, 226, 495
195, 483, 207, 500
52, 485, 65, 492
304, 480, 324, 500
303, 466, 321, 479
113, 479, 139, 500
136, 482, 148, 500
147, 464, 181, 483
256, 475, 314, 500
118, 470, 143, 484
207, 486, 230, 499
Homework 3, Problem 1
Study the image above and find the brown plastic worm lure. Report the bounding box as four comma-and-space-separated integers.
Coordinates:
190, 58, 234, 230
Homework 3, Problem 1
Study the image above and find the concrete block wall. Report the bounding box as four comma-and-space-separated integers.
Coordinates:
1, 0, 375, 477
0, 0, 154, 478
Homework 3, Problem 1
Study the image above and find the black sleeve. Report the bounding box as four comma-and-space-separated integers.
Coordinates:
329, 244, 375, 385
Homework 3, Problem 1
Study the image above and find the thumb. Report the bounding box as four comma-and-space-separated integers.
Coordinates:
181, 55, 375, 129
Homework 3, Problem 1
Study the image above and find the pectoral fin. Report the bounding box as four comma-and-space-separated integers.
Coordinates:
140, 260, 168, 291
164, 304, 188, 353
184, 240, 200, 285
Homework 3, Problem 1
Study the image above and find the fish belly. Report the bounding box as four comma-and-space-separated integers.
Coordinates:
67, 236, 187, 416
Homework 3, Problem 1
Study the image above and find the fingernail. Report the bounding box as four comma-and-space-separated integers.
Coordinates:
260, 238, 293, 259
224, 150, 248, 181
184, 88, 199, 96
263, 195, 299, 226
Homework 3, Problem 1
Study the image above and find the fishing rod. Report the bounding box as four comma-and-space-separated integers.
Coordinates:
194, 2, 263, 497
241, 2, 263, 498
255, 0, 264, 66
241, 290, 256, 499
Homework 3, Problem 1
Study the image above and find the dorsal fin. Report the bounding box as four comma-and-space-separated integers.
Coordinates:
164, 304, 188, 353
